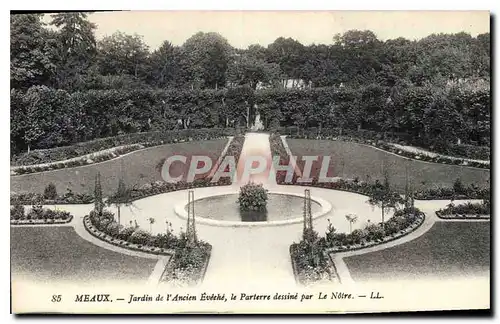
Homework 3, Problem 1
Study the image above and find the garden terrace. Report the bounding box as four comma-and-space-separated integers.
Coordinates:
286, 139, 490, 192
277, 126, 490, 162
343, 222, 490, 282
10, 139, 228, 196
11, 128, 234, 166
10, 226, 158, 284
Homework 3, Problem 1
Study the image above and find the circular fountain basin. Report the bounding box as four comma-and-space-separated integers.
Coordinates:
174, 187, 332, 227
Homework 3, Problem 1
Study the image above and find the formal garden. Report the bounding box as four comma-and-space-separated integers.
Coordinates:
10, 13, 490, 289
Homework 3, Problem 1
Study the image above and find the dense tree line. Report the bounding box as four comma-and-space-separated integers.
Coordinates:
10, 13, 490, 154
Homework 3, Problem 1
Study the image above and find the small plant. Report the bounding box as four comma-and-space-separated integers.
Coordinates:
43, 183, 58, 200
237, 182, 268, 211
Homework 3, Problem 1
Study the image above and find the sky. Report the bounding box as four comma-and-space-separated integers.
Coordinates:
44, 10, 490, 50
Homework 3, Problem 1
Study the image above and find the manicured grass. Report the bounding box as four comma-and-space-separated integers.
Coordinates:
286, 139, 490, 192
343, 222, 490, 282
10, 226, 157, 284
11, 139, 227, 196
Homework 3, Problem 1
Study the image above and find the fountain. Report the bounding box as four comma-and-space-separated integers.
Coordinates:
174, 130, 332, 226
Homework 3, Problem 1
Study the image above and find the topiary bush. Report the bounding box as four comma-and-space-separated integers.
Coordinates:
237, 182, 268, 211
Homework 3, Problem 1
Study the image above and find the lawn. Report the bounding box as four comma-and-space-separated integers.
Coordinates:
286, 139, 490, 192
343, 222, 490, 282
11, 226, 158, 284
10, 139, 228, 196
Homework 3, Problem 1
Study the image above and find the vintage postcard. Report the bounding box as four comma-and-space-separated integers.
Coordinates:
10, 10, 491, 314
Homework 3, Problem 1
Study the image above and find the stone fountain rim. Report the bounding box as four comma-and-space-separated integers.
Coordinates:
173, 186, 333, 228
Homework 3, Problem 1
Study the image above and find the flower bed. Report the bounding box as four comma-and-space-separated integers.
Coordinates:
436, 202, 490, 220
10, 204, 73, 225
219, 135, 245, 168
84, 209, 212, 286
290, 207, 425, 286
413, 185, 489, 200
290, 237, 339, 286
11, 128, 235, 168
12, 144, 144, 175
10, 190, 94, 205
108, 177, 232, 204
83, 215, 174, 256
324, 208, 425, 253
160, 243, 212, 287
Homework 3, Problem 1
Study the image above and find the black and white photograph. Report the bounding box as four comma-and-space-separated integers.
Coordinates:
9, 9, 491, 314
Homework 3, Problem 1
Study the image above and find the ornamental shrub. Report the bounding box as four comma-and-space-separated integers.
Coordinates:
117, 226, 136, 241
43, 183, 58, 200
237, 182, 268, 211
10, 203, 25, 220
129, 229, 152, 245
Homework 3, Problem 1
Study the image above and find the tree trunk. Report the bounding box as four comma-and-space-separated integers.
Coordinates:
117, 205, 121, 225
27, 144, 31, 154
381, 203, 385, 230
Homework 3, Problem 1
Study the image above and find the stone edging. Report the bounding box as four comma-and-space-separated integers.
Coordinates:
173, 189, 333, 227
435, 211, 490, 220
10, 215, 73, 226
83, 216, 175, 257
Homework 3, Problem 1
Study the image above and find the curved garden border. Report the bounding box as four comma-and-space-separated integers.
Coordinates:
83, 216, 174, 257
10, 215, 73, 226
326, 212, 425, 253
173, 188, 333, 227
284, 136, 489, 170
11, 136, 232, 176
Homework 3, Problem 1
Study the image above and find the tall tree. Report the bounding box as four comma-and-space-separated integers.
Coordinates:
49, 12, 97, 88
266, 37, 305, 86
147, 40, 179, 87
10, 14, 57, 89
227, 52, 281, 89
181, 32, 233, 89
97, 32, 150, 78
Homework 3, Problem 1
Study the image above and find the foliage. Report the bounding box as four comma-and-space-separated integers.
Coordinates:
94, 172, 104, 215
11, 204, 72, 222
237, 182, 269, 211
10, 203, 25, 220
437, 202, 490, 217
43, 183, 58, 200
11, 191, 93, 205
